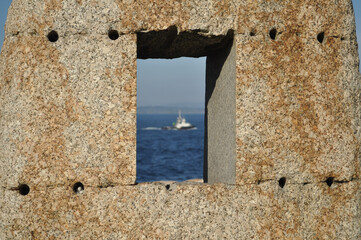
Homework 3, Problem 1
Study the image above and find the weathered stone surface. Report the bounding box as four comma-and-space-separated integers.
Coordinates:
235, 1, 361, 184
0, 0, 360, 238
0, 181, 360, 239
0, 31, 136, 188
4, 0, 236, 37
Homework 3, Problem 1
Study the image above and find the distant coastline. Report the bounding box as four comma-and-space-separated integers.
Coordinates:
137, 106, 204, 114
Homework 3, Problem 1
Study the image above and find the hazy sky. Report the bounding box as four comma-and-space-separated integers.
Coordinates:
0, 1, 360, 107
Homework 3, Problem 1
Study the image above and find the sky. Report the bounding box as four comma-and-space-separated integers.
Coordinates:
0, 1, 360, 108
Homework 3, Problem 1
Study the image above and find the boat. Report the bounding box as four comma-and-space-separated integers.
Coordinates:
162, 111, 195, 130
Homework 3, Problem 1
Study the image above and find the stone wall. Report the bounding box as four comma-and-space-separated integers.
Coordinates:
0, 0, 360, 239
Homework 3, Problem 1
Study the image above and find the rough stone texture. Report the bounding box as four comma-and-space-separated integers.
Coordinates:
0, 29, 137, 188
0, 0, 360, 238
0, 181, 360, 239
235, 0, 361, 186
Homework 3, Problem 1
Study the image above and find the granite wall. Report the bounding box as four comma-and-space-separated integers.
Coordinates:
0, 0, 360, 239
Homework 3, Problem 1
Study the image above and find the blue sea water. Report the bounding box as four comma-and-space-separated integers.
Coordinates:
136, 114, 204, 182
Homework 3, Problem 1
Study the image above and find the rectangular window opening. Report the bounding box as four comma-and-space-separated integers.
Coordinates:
136, 27, 236, 184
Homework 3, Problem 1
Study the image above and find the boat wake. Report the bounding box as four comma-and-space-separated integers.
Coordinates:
142, 127, 162, 130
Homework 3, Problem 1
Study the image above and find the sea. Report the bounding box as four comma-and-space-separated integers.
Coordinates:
136, 113, 204, 182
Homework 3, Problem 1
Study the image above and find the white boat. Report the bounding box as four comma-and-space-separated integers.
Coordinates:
162, 111, 195, 130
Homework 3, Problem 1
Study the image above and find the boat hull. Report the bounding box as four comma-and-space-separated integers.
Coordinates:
161, 125, 195, 130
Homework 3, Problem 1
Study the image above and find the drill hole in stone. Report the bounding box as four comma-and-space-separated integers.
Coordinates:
278, 177, 286, 188
108, 30, 120, 40
325, 177, 334, 187
317, 32, 325, 43
47, 30, 59, 42
73, 182, 84, 194
250, 31, 256, 37
19, 184, 30, 196
269, 28, 277, 40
